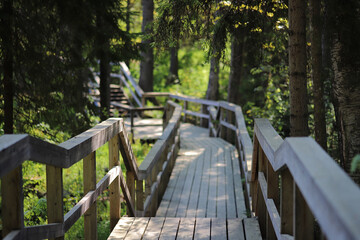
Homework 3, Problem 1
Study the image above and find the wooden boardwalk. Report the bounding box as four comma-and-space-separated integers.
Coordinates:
109, 123, 261, 239
124, 118, 163, 140
156, 124, 247, 218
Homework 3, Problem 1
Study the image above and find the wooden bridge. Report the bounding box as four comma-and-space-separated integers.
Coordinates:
1, 63, 360, 240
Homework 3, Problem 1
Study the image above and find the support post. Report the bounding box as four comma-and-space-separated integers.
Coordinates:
126, 171, 135, 216
46, 165, 64, 240
83, 152, 97, 239
281, 168, 293, 235
109, 136, 121, 230
1, 166, 24, 238
294, 185, 315, 240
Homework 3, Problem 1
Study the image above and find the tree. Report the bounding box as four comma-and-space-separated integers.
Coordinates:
139, 0, 154, 92
330, 0, 360, 182
288, 0, 309, 136
310, 0, 327, 149
167, 46, 179, 84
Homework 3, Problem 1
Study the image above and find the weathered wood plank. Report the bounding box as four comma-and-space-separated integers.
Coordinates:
206, 147, 218, 218
243, 218, 262, 240
227, 218, 245, 240
225, 148, 237, 219
193, 218, 210, 240
186, 149, 205, 217
216, 147, 227, 218
210, 218, 227, 240
108, 217, 135, 240
231, 148, 247, 218
142, 217, 165, 240
125, 217, 149, 239
159, 218, 180, 240
177, 218, 195, 240
196, 148, 211, 218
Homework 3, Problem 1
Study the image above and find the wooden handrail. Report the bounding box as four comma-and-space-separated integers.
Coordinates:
119, 62, 144, 98
251, 118, 360, 240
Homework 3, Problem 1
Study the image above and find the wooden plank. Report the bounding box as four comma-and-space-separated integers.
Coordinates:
169, 94, 219, 107
119, 171, 136, 216
159, 218, 180, 240
183, 109, 209, 120
206, 147, 218, 218
210, 218, 227, 240
46, 165, 63, 240
118, 126, 139, 178
216, 147, 227, 218
166, 155, 192, 217
231, 149, 247, 218
83, 152, 97, 239
295, 185, 314, 240
243, 218, 262, 240
196, 148, 211, 218
193, 218, 210, 240
186, 149, 205, 217
176, 151, 200, 217
24, 223, 64, 240
142, 217, 165, 240
125, 217, 149, 239
119, 62, 144, 96
108, 217, 135, 240
1, 166, 24, 237
225, 148, 237, 219
227, 218, 245, 240
177, 218, 195, 240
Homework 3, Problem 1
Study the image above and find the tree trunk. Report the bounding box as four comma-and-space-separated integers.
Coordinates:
331, 0, 360, 183
288, 0, 309, 137
97, 14, 111, 120
125, 0, 131, 67
2, 0, 14, 134
139, 0, 154, 92
228, 28, 245, 104
310, 0, 327, 150
168, 46, 179, 84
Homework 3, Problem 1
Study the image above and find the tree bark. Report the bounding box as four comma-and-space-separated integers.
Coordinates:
228, 28, 245, 104
331, 0, 360, 183
310, 0, 327, 150
97, 13, 111, 120
2, 0, 14, 134
288, 0, 309, 137
168, 46, 179, 84
139, 0, 154, 92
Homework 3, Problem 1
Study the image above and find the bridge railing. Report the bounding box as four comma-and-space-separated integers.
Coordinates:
0, 100, 181, 239
250, 118, 360, 240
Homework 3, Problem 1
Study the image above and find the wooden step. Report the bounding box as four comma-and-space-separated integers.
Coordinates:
108, 217, 262, 240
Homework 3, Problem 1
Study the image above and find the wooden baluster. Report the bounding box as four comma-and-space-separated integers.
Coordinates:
46, 165, 64, 240
266, 157, 279, 240
151, 166, 158, 216
226, 110, 234, 144
83, 152, 97, 239
280, 168, 293, 235
294, 184, 315, 240
220, 108, 227, 140
145, 175, 152, 216
126, 171, 135, 216
1, 166, 24, 238
256, 149, 266, 239
250, 135, 259, 212
136, 180, 144, 216
109, 136, 121, 230
130, 110, 134, 143
183, 101, 188, 122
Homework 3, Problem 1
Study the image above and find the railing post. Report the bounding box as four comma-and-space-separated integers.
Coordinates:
183, 101, 187, 122
294, 185, 315, 240
256, 149, 266, 239
126, 171, 135, 216
1, 166, 24, 238
226, 110, 235, 144
83, 152, 97, 239
266, 158, 279, 240
109, 136, 121, 230
130, 110, 134, 142
136, 180, 144, 216
46, 165, 64, 240
220, 108, 227, 140
280, 168, 293, 235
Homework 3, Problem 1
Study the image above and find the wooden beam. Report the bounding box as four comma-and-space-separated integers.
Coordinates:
83, 152, 97, 239
46, 165, 64, 240
1, 166, 24, 237
109, 136, 121, 230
